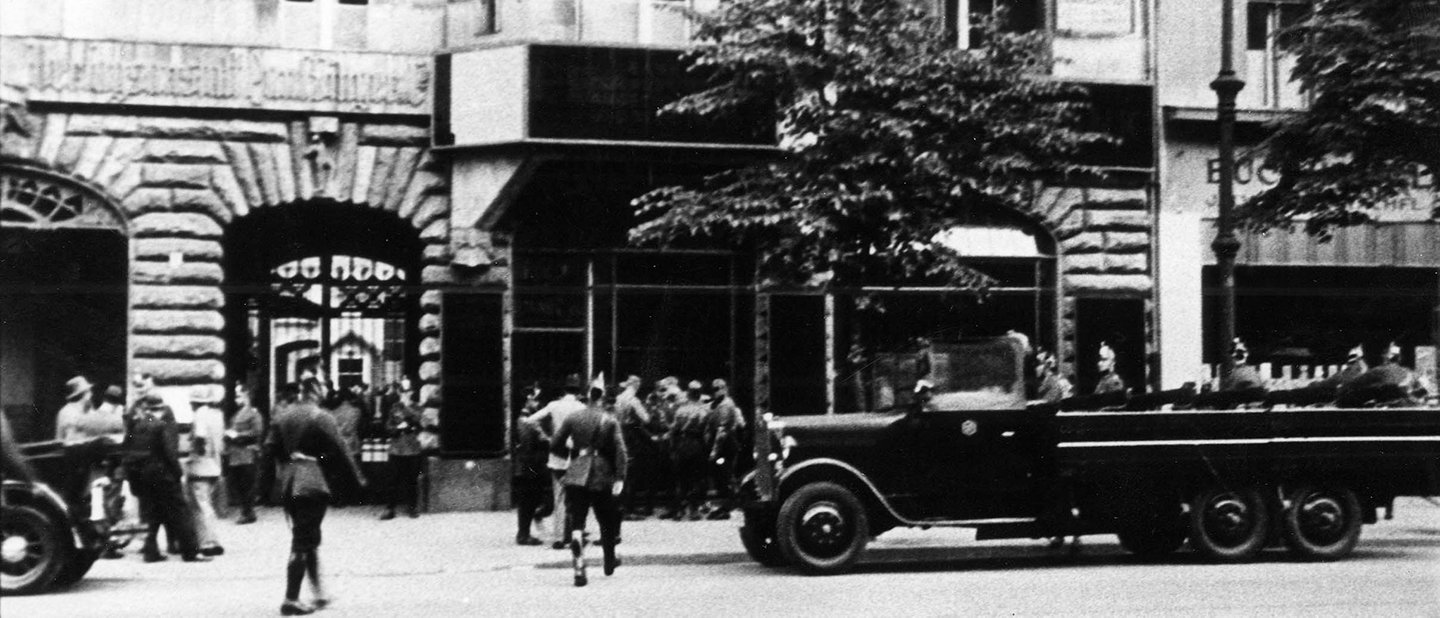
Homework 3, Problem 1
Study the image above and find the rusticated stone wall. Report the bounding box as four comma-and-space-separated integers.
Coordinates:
1025, 184, 1154, 384
1, 106, 462, 414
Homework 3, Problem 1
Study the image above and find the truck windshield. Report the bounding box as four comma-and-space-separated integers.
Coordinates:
925, 340, 1025, 410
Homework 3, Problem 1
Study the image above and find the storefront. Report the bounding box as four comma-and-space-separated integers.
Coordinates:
1157, 131, 1440, 389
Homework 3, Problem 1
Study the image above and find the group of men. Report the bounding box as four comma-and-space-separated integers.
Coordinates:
50, 374, 247, 563
512, 373, 748, 547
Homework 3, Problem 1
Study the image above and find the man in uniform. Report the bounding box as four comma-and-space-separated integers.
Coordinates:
667, 381, 714, 521
1032, 348, 1073, 403
613, 375, 659, 519
644, 377, 681, 518
1319, 344, 1370, 392
551, 377, 628, 585
1221, 338, 1266, 391
124, 378, 205, 563
226, 385, 264, 525
706, 379, 746, 520
1092, 342, 1127, 395
1339, 342, 1425, 406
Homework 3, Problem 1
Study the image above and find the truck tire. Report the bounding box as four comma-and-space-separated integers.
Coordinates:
1187, 487, 1270, 562
53, 548, 99, 588
1, 504, 72, 595
1280, 486, 1362, 561
740, 524, 788, 567
776, 482, 869, 575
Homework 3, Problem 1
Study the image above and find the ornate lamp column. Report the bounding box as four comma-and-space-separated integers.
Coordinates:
1211, 0, 1246, 383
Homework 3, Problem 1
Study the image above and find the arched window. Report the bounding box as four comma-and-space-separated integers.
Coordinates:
1, 167, 125, 232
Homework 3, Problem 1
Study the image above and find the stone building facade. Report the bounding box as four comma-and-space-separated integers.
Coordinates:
22, 0, 1411, 509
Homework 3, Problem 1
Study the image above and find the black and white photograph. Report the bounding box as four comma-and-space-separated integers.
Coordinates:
1, 0, 1437, 615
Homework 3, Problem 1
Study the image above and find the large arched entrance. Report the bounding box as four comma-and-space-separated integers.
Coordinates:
222, 201, 423, 421
1, 165, 128, 441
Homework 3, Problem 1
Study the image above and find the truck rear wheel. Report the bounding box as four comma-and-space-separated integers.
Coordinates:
1187, 487, 1270, 561
776, 482, 869, 575
1280, 486, 1361, 561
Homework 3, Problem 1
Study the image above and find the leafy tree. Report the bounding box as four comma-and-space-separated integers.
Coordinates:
1242, 0, 1440, 234
629, 0, 1111, 294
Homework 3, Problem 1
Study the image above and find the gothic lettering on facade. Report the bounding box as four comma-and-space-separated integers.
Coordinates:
0, 38, 430, 114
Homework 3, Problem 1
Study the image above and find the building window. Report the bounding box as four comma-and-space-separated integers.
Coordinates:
1245, 0, 1310, 107
1247, 1, 1308, 50
945, 0, 1045, 49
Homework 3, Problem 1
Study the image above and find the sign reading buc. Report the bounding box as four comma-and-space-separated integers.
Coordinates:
1, 37, 430, 115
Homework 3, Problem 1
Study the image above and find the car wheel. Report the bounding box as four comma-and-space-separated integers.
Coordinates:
1, 505, 72, 595
776, 482, 869, 575
1188, 487, 1270, 562
1281, 485, 1362, 561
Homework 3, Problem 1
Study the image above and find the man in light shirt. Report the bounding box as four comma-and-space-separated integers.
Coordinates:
530, 374, 588, 549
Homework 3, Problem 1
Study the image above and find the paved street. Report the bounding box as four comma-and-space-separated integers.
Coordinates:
5, 498, 1439, 617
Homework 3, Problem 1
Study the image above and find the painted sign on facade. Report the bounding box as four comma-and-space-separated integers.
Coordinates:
1057, 0, 1137, 36
1166, 141, 1436, 222
0, 37, 430, 115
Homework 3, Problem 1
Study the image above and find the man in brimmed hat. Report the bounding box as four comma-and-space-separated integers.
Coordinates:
667, 381, 715, 521
55, 375, 96, 443
705, 379, 746, 520
531, 373, 588, 548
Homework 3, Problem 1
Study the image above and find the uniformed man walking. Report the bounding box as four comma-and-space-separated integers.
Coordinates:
613, 375, 659, 519
706, 379, 745, 520
551, 377, 628, 586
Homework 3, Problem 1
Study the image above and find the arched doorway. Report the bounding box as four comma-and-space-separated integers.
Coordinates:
1, 165, 128, 441
222, 201, 423, 422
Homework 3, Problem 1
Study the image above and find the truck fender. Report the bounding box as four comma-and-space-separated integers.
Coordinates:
777, 459, 897, 529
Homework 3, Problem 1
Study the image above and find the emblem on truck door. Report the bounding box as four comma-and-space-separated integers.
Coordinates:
961, 419, 979, 436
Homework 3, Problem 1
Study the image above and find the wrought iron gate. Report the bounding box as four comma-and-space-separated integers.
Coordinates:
243, 253, 411, 408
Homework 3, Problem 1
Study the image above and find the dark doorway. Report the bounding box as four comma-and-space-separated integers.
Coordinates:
1, 228, 128, 441
1075, 297, 1147, 395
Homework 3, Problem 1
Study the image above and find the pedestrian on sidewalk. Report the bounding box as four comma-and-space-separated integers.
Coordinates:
706, 379, 745, 520
512, 384, 552, 545
185, 392, 227, 557
552, 377, 628, 585
381, 378, 423, 520
268, 378, 366, 616
531, 373, 587, 549
123, 376, 206, 563
226, 385, 264, 524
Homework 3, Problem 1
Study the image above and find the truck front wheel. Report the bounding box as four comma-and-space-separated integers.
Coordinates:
1, 504, 72, 595
1280, 486, 1361, 561
1187, 487, 1270, 561
776, 482, 869, 575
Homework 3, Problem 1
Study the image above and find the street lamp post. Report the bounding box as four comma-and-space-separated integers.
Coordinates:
1211, 0, 1245, 384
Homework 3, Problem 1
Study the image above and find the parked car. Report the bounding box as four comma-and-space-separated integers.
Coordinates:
2, 439, 112, 595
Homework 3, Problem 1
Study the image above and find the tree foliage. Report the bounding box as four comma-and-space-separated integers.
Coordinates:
1242, 0, 1440, 235
629, 0, 1110, 292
